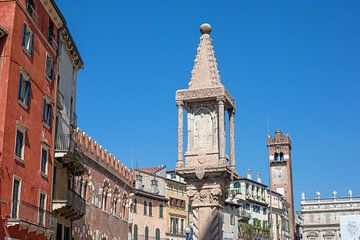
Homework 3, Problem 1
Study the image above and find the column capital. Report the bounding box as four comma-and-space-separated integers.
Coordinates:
216, 96, 226, 103
176, 100, 184, 107
228, 108, 235, 114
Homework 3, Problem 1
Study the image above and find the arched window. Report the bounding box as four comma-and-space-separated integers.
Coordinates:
133, 198, 137, 213
145, 226, 149, 240
155, 228, 160, 240
280, 152, 284, 161
275, 153, 279, 161
149, 202, 153, 216
144, 201, 147, 215
101, 191, 107, 211
159, 204, 163, 218
133, 224, 138, 240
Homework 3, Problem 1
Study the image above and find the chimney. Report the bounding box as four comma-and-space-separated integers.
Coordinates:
247, 169, 252, 180
256, 173, 262, 183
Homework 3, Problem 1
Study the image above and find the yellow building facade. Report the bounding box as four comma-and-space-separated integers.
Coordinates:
165, 171, 189, 240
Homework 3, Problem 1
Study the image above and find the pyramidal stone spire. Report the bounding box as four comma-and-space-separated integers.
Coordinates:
189, 23, 223, 89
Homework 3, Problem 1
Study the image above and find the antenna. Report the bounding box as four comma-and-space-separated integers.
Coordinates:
130, 148, 133, 169
266, 116, 271, 136
267, 116, 273, 240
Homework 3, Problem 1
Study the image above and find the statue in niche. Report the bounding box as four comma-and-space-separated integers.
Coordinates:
193, 108, 213, 151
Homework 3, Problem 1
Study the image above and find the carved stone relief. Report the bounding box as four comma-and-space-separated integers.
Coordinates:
188, 104, 217, 152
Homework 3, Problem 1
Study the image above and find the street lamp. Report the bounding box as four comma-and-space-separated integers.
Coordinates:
185, 226, 193, 240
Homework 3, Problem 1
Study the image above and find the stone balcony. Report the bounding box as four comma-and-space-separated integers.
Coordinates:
52, 188, 86, 220
166, 228, 186, 238
55, 134, 86, 175
238, 210, 251, 222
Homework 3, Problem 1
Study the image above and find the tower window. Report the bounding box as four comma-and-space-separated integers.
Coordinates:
280, 152, 284, 161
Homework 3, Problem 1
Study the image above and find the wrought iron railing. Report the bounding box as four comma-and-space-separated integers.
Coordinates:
55, 134, 73, 152
53, 188, 85, 215
166, 228, 185, 237
8, 200, 56, 229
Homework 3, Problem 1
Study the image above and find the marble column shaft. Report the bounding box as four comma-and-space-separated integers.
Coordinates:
218, 99, 225, 161
177, 102, 184, 166
229, 109, 235, 168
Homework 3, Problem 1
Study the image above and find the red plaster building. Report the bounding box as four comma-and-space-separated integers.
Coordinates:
71, 129, 134, 240
0, 0, 65, 238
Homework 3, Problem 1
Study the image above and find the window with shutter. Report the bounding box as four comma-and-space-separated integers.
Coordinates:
22, 23, 34, 56
11, 177, 21, 218
15, 128, 25, 159
42, 97, 52, 127
18, 71, 31, 108
40, 146, 48, 175
45, 54, 54, 80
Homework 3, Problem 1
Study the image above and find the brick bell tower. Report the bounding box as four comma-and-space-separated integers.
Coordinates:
267, 129, 295, 239
175, 23, 237, 240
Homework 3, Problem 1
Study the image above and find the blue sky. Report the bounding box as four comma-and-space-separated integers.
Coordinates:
57, 0, 360, 210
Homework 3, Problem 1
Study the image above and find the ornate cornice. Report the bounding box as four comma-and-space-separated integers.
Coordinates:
61, 28, 84, 69
39, 0, 64, 28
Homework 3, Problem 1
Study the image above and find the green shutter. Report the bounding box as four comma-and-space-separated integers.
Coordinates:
18, 73, 23, 100
24, 82, 31, 106
42, 98, 46, 122
22, 24, 26, 47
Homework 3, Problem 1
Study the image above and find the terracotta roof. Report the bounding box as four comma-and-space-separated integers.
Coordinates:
138, 165, 166, 174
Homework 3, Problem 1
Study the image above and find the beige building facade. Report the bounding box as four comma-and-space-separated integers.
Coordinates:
165, 170, 189, 240
132, 166, 167, 240
300, 191, 360, 240
223, 171, 290, 240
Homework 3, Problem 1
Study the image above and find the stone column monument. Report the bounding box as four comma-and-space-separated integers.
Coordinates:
175, 23, 237, 240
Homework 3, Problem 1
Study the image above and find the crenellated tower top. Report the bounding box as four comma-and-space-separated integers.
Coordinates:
74, 129, 134, 185
267, 129, 291, 146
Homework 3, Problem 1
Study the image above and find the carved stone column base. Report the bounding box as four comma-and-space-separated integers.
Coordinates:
175, 161, 185, 169
192, 205, 223, 240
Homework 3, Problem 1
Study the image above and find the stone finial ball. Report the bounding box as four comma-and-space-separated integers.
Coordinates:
200, 23, 212, 34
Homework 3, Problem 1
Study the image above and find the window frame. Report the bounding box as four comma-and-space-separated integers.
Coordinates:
149, 202, 152, 216
159, 204, 163, 218
42, 96, 52, 128
133, 224, 138, 240
144, 201, 147, 215
38, 192, 46, 226
11, 176, 21, 219
17, 70, 31, 108
45, 52, 54, 81
22, 22, 34, 56
14, 123, 26, 162
40, 145, 49, 176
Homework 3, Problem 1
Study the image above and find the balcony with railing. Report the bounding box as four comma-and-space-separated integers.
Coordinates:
52, 188, 86, 220
166, 228, 186, 237
55, 134, 86, 175
7, 200, 56, 238
238, 209, 251, 221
